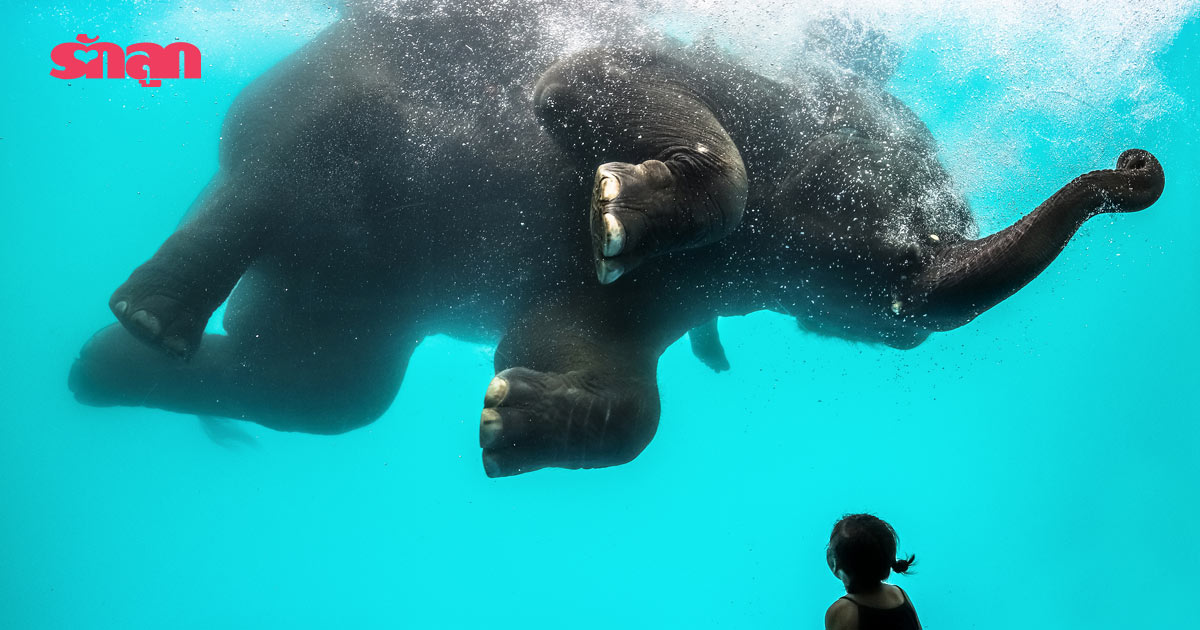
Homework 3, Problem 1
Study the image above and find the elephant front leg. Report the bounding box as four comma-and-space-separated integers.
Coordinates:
534, 48, 748, 284
478, 314, 661, 477
110, 170, 269, 358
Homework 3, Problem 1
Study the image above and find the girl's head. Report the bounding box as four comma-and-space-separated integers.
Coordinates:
826, 514, 915, 593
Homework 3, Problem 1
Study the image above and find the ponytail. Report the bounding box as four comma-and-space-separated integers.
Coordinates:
892, 554, 916, 574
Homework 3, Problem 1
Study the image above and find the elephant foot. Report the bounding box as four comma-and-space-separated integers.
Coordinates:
109, 266, 209, 359
477, 367, 657, 477
590, 159, 740, 284
69, 323, 172, 407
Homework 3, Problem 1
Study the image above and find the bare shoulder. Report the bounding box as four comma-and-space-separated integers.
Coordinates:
825, 598, 858, 630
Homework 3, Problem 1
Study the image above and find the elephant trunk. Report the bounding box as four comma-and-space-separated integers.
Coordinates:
899, 149, 1164, 331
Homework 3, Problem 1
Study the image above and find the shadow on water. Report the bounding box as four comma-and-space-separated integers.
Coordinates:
197, 415, 260, 450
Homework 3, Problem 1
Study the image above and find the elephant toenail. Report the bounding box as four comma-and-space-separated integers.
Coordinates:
602, 213, 625, 257
598, 175, 620, 201
130, 310, 161, 337
596, 259, 624, 285
113, 300, 128, 316
485, 376, 509, 406
480, 408, 502, 447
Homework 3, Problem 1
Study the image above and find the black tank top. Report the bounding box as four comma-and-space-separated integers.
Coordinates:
840, 587, 921, 630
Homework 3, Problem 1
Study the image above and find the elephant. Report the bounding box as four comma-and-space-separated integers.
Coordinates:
68, 2, 1165, 477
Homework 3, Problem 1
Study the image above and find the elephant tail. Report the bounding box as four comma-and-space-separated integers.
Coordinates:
689, 318, 731, 372
895, 149, 1164, 331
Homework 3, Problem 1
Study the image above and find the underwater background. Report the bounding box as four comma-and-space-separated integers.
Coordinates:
2, 1, 1197, 628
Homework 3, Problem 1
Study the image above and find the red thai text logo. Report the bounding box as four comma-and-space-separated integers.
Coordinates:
51, 34, 201, 87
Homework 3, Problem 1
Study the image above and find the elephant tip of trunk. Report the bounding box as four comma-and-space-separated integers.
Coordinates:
1110, 148, 1165, 212
1116, 148, 1156, 171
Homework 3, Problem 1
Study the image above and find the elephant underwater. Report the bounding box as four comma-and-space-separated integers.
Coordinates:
68, 2, 1165, 477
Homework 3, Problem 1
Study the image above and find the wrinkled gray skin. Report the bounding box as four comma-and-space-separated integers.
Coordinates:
69, 4, 1164, 477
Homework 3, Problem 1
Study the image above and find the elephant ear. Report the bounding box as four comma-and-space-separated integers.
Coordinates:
803, 15, 903, 84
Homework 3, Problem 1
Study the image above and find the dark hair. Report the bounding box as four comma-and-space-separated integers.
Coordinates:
828, 514, 916, 594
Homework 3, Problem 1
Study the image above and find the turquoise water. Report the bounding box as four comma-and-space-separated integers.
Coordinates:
2, 1, 1198, 628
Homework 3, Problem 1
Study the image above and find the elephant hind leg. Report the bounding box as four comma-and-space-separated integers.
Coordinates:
69, 321, 418, 434
534, 48, 748, 284
897, 149, 1164, 331
109, 169, 274, 359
